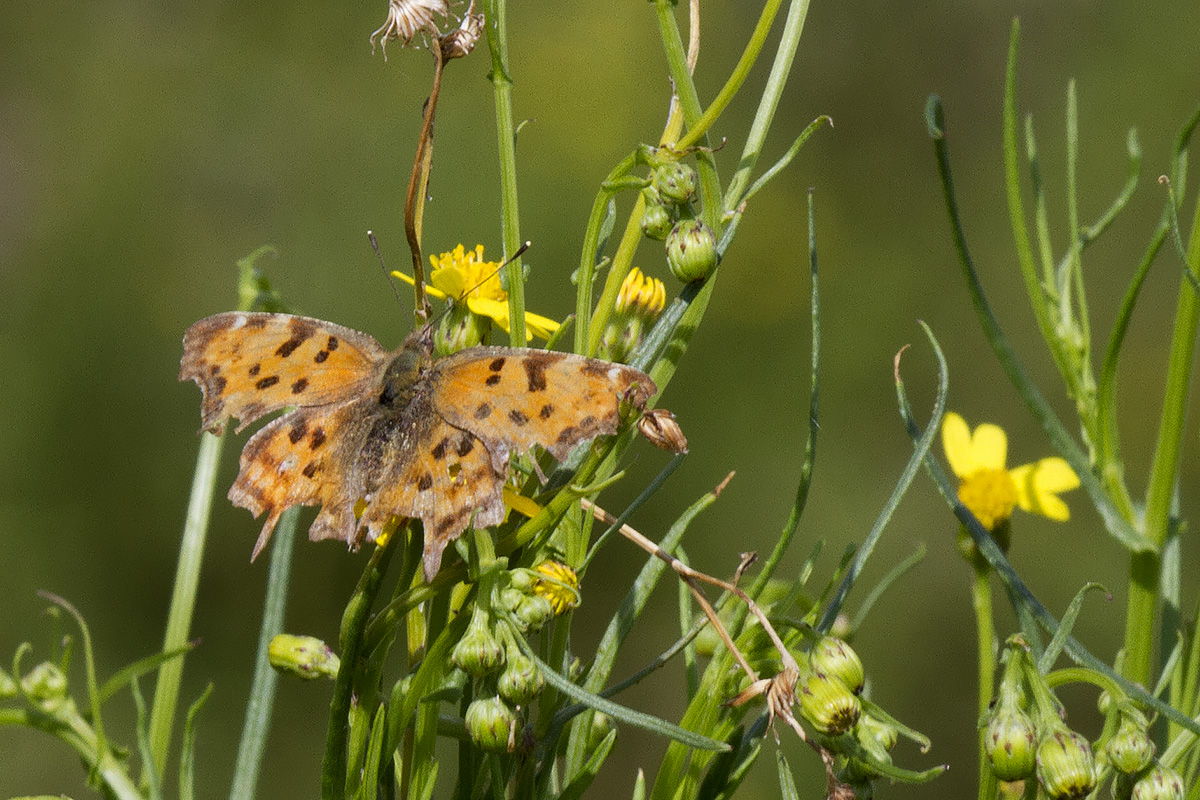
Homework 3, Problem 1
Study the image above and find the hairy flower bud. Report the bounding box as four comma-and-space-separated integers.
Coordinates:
641, 201, 674, 240
1131, 765, 1185, 800
498, 650, 544, 705
665, 219, 718, 283
268, 634, 341, 680
985, 704, 1037, 781
22, 662, 68, 709
513, 594, 555, 632
464, 695, 517, 753
652, 162, 697, 205
1036, 729, 1096, 799
451, 618, 505, 677
797, 670, 861, 736
1105, 712, 1155, 774
808, 636, 865, 695
434, 302, 490, 356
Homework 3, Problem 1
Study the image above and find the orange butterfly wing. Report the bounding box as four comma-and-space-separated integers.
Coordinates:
179, 312, 386, 432
429, 347, 656, 466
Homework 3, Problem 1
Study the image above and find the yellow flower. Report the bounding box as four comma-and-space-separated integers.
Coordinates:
941, 411, 1080, 531
532, 561, 580, 614
393, 244, 559, 342
615, 267, 667, 320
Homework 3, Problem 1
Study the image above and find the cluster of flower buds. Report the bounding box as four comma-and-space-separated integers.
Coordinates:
598, 267, 666, 363
455, 561, 579, 751
980, 636, 1185, 800
637, 147, 719, 283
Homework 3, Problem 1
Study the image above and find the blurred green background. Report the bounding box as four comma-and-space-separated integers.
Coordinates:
3, 0, 1199, 796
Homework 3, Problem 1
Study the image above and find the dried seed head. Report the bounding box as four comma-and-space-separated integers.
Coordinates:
370, 0, 450, 55
441, 12, 483, 59
638, 408, 689, 453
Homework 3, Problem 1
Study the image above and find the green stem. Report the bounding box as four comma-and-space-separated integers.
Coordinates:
723, 0, 812, 209
1126, 189, 1200, 684
147, 430, 224, 774
483, 0, 525, 346
229, 507, 299, 800
321, 538, 397, 800
972, 560, 998, 800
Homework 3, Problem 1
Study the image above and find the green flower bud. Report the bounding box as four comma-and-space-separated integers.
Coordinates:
652, 162, 697, 205
498, 587, 526, 612
1036, 729, 1096, 800
856, 712, 899, 755
1131, 765, 1185, 800
22, 662, 68, 707
665, 219, 718, 283
497, 650, 544, 705
797, 669, 861, 736
1105, 713, 1155, 774
808, 636, 865, 695
451, 618, 505, 678
464, 695, 517, 753
513, 594, 555, 632
268, 634, 340, 680
641, 201, 674, 240
985, 704, 1037, 781
508, 569, 536, 594
434, 302, 490, 357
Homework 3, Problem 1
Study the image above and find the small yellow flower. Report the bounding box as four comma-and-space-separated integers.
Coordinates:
394, 244, 559, 341
615, 267, 667, 320
942, 411, 1080, 531
532, 561, 580, 614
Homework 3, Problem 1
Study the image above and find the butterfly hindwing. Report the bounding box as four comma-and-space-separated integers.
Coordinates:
180, 312, 387, 433
429, 346, 656, 463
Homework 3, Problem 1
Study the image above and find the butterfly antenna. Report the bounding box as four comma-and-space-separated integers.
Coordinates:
368, 230, 408, 309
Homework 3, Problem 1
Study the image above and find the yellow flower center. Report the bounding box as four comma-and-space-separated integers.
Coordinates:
429, 244, 506, 302
532, 561, 580, 614
957, 468, 1018, 531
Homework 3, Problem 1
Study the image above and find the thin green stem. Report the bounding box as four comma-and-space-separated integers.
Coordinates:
972, 562, 998, 800
147, 430, 224, 774
723, 0, 812, 209
1127, 189, 1200, 684
675, 0, 785, 151
229, 507, 299, 800
483, 0, 525, 345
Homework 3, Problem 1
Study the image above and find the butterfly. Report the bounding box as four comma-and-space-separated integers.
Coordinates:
179, 312, 656, 579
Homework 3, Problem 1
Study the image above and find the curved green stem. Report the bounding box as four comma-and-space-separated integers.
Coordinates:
972, 561, 998, 800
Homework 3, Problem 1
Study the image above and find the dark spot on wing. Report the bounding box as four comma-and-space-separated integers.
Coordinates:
488, 357, 506, 372
485, 374, 502, 386
474, 402, 492, 420
539, 404, 554, 419
291, 378, 309, 394
579, 415, 597, 431
556, 425, 580, 446
310, 427, 327, 450
417, 472, 433, 491
289, 421, 308, 444
276, 337, 305, 358
213, 376, 227, 394
432, 437, 449, 460
509, 410, 529, 426
248, 363, 262, 376
246, 317, 269, 329
302, 462, 319, 478
523, 358, 549, 392
436, 507, 471, 536
209, 364, 221, 375
256, 376, 279, 390
327, 336, 339, 351
314, 350, 329, 363
457, 435, 475, 456
582, 360, 610, 377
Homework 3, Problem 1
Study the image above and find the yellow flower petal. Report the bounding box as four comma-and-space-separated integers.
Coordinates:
969, 423, 1008, 471
942, 412, 976, 477
466, 296, 516, 334
1010, 458, 1078, 521
391, 270, 450, 300
523, 311, 561, 339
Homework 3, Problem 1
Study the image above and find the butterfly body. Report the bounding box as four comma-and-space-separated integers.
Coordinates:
180, 312, 655, 578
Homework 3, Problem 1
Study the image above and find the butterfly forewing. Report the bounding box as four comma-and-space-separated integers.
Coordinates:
430, 347, 657, 462
180, 312, 386, 432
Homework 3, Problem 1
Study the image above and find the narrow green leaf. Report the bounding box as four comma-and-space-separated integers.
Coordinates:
130, 678, 164, 800
519, 639, 728, 752
353, 705, 387, 800
178, 683, 212, 800
96, 645, 195, 708
557, 728, 617, 800
1038, 583, 1109, 673
775, 749, 799, 800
